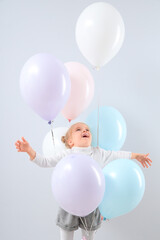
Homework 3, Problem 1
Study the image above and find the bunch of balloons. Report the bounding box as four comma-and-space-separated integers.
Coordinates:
19, 2, 146, 220
51, 155, 145, 219
20, 2, 125, 123
20, 56, 94, 122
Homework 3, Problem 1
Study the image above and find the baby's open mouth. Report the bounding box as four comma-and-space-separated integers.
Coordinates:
82, 133, 89, 138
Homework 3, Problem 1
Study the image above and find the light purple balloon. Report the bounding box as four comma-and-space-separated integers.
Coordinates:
51, 154, 105, 217
20, 53, 71, 121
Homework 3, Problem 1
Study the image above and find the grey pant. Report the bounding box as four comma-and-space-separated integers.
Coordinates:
56, 207, 101, 232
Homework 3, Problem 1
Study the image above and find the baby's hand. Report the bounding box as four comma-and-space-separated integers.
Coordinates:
135, 153, 152, 168
15, 137, 30, 153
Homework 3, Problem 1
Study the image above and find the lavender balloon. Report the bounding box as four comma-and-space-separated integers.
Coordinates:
51, 154, 105, 217
20, 53, 71, 121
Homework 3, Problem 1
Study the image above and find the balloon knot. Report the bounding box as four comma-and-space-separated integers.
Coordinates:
93, 66, 100, 71
101, 216, 107, 221
48, 120, 54, 125
68, 119, 71, 123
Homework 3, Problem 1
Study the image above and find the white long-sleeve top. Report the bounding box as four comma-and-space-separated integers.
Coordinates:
32, 146, 132, 168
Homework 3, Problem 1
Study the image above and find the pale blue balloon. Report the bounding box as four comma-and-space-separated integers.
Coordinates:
86, 106, 127, 150
99, 159, 145, 219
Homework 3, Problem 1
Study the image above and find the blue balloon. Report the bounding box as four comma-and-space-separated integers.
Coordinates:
86, 106, 127, 150
99, 159, 145, 220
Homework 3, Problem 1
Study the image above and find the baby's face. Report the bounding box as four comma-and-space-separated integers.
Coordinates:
68, 123, 92, 148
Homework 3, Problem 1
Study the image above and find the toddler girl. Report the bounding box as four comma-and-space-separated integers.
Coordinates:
15, 122, 152, 240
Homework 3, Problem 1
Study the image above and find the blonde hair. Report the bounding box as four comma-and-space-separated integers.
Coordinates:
61, 122, 90, 149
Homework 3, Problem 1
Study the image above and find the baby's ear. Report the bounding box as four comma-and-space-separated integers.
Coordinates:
67, 139, 73, 148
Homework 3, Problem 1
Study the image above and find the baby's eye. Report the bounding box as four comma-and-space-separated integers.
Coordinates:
86, 129, 89, 131
76, 128, 81, 131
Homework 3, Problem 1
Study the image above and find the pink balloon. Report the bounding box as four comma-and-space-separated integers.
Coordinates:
61, 62, 94, 121
51, 154, 105, 217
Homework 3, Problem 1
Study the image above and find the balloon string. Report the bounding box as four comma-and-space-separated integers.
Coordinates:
93, 64, 100, 147
80, 217, 88, 237
48, 120, 55, 147
97, 102, 99, 147
97, 79, 100, 147
80, 210, 97, 239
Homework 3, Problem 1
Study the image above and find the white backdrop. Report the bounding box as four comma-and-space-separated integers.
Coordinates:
0, 0, 159, 239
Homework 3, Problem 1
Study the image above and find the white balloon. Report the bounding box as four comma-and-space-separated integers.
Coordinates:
42, 127, 69, 157
75, 2, 125, 69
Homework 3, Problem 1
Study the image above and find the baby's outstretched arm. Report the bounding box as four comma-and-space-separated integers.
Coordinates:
100, 148, 152, 169
15, 137, 36, 160
15, 137, 68, 168
131, 153, 152, 168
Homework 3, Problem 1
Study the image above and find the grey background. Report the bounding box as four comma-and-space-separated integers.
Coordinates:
0, 0, 159, 239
